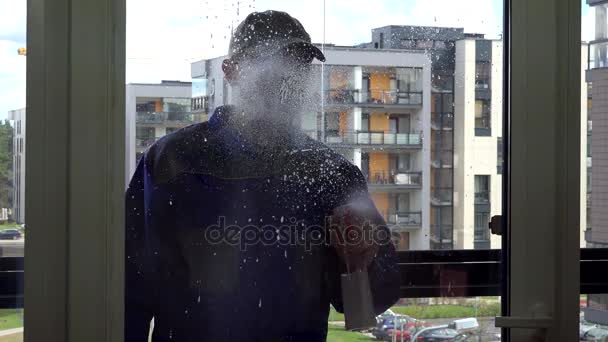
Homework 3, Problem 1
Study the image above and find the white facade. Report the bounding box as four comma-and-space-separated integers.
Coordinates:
9, 108, 26, 224
453, 39, 503, 249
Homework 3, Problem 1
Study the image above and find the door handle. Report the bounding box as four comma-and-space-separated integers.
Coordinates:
489, 215, 502, 236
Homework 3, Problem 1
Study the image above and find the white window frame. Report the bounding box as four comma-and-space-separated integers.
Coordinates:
22, 0, 582, 341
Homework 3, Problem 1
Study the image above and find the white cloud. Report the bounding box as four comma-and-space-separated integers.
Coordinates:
124, 0, 505, 84
408, 0, 503, 38
0, 1, 26, 42
582, 6, 594, 42
0, 0, 592, 110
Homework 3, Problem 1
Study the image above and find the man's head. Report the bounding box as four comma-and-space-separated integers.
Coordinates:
222, 11, 325, 122
223, 10, 325, 80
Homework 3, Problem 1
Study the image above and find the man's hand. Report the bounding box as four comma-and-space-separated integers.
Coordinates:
329, 204, 380, 272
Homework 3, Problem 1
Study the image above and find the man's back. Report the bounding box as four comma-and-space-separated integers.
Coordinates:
125, 107, 400, 342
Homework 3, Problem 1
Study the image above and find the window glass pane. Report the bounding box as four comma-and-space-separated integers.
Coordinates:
126, 0, 504, 340
0, 1, 26, 340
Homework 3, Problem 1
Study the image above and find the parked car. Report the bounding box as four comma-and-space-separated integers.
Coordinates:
0, 229, 21, 240
384, 321, 430, 341
372, 315, 415, 340
376, 309, 397, 324
411, 326, 459, 341
580, 320, 598, 339
581, 327, 608, 341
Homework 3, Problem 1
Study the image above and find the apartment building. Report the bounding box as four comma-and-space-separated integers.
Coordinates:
452, 39, 504, 250
9, 108, 25, 224
361, 26, 470, 250
125, 81, 201, 184
192, 47, 433, 251
189, 26, 589, 252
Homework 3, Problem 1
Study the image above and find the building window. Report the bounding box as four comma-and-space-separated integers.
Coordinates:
416, 40, 434, 49
475, 99, 491, 136
400, 39, 415, 49
475, 62, 491, 90
474, 175, 490, 203
474, 210, 491, 248
434, 40, 446, 49
497, 137, 503, 174
474, 175, 490, 248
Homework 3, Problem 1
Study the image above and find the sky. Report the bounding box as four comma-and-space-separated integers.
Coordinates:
0, 0, 597, 121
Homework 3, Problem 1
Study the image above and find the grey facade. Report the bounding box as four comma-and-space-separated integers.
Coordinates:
9, 108, 26, 224
125, 81, 197, 184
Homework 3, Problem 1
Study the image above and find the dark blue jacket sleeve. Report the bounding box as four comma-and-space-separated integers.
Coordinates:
125, 159, 158, 342
328, 164, 401, 315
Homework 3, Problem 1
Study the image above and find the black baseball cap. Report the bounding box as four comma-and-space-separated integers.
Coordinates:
229, 10, 326, 63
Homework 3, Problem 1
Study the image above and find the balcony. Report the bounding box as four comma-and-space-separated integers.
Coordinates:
324, 89, 423, 108
386, 211, 422, 230
136, 111, 195, 125
316, 130, 422, 149
365, 170, 422, 192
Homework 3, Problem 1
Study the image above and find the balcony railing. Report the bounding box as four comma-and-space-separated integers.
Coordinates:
324, 89, 423, 106
315, 130, 422, 147
136, 111, 195, 124
386, 211, 422, 227
366, 170, 422, 187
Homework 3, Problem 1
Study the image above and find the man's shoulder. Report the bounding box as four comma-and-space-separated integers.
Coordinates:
151, 121, 211, 153
142, 121, 218, 183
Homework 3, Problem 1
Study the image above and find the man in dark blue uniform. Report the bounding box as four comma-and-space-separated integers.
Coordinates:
126, 10, 400, 342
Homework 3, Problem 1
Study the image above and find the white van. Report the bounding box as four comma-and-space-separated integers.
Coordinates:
448, 318, 479, 332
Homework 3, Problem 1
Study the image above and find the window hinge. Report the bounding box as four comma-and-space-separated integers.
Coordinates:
489, 215, 503, 236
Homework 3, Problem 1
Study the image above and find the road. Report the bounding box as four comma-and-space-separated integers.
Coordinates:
0, 240, 24, 257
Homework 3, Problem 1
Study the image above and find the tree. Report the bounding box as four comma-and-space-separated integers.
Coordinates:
0, 120, 14, 211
